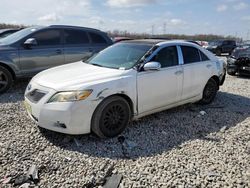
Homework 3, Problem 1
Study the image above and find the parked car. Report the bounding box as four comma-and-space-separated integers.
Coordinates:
0, 25, 113, 93
206, 40, 236, 56
196, 41, 208, 48
0, 28, 23, 39
227, 44, 250, 76
24, 40, 226, 138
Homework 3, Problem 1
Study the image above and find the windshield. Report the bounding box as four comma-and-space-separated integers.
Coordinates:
86, 43, 152, 69
209, 41, 222, 46
0, 27, 42, 45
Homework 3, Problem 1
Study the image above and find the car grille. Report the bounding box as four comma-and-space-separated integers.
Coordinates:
26, 89, 47, 103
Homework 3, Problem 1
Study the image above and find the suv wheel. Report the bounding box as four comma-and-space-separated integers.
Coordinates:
0, 66, 13, 94
91, 96, 131, 138
216, 49, 221, 56
227, 70, 236, 76
200, 78, 218, 104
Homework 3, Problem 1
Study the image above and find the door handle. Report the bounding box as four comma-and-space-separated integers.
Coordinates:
175, 70, 183, 75
56, 49, 62, 54
206, 64, 212, 68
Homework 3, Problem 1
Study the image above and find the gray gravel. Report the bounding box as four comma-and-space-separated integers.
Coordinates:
0, 74, 250, 187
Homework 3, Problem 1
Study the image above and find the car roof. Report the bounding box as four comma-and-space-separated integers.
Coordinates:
120, 39, 201, 47
48, 25, 103, 32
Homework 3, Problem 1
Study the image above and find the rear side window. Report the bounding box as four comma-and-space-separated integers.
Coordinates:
181, 46, 200, 64
89, 32, 107, 44
32, 29, 61, 46
151, 46, 179, 68
199, 50, 210, 61
64, 29, 89, 44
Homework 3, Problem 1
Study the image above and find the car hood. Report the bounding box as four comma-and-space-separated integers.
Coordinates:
33, 61, 126, 90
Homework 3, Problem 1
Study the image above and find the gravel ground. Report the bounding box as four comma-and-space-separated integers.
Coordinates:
0, 73, 250, 187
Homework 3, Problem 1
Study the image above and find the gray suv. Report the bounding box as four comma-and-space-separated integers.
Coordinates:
0, 25, 113, 93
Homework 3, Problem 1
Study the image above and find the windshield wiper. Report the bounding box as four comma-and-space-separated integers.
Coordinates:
91, 63, 103, 67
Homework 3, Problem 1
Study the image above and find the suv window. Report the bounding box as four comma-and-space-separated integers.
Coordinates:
31, 29, 61, 46
199, 50, 209, 61
89, 32, 107, 44
64, 29, 89, 44
151, 46, 178, 68
181, 46, 200, 64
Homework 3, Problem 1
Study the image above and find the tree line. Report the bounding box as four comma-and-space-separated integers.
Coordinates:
0, 23, 242, 42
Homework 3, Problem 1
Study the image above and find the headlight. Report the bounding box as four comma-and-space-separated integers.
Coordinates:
48, 90, 93, 103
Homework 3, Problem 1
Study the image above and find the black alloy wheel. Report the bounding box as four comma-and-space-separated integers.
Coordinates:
200, 78, 218, 104
92, 96, 131, 138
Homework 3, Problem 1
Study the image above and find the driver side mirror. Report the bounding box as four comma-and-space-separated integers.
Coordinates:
143, 61, 161, 71
24, 38, 37, 48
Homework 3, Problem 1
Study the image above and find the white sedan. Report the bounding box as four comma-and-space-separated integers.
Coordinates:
24, 40, 226, 138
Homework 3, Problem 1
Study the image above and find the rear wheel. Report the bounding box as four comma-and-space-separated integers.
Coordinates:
91, 96, 131, 138
0, 66, 13, 94
216, 49, 221, 56
200, 78, 218, 104
227, 69, 236, 76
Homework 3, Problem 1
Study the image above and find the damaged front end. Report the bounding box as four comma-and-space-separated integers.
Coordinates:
227, 56, 250, 76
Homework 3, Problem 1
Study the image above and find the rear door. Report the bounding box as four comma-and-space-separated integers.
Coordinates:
19, 29, 64, 75
180, 45, 212, 100
63, 28, 93, 63
137, 45, 183, 113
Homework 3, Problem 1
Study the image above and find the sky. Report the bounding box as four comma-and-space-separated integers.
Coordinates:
1, 0, 250, 39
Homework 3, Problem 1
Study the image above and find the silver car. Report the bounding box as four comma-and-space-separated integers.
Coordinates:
0, 25, 113, 93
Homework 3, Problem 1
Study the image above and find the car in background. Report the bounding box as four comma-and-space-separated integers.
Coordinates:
0, 25, 113, 93
0, 28, 23, 38
206, 40, 236, 56
227, 44, 250, 76
196, 41, 208, 48
24, 40, 225, 138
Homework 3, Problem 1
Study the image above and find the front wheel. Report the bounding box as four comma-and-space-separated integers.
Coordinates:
0, 66, 13, 94
91, 96, 131, 138
199, 78, 218, 104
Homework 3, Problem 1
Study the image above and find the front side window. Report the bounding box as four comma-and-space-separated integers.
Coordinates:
31, 29, 61, 46
64, 29, 89, 44
181, 46, 200, 64
151, 46, 179, 68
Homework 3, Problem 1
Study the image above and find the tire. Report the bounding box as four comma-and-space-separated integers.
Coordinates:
200, 78, 218, 104
91, 96, 131, 138
216, 49, 221, 56
0, 66, 13, 94
227, 70, 236, 76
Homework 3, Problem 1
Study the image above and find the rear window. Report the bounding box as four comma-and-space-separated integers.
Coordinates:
64, 29, 89, 44
199, 50, 209, 61
89, 32, 107, 44
181, 46, 200, 64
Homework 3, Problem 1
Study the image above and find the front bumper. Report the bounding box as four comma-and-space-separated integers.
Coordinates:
24, 82, 98, 135
227, 57, 250, 75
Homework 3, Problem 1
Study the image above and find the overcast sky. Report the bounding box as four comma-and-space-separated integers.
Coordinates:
1, 0, 250, 39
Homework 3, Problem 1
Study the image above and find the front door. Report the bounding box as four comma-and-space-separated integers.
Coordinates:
137, 46, 183, 114
19, 29, 64, 76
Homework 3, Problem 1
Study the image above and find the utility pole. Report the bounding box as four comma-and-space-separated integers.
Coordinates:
163, 22, 166, 35
151, 25, 154, 36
